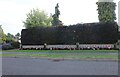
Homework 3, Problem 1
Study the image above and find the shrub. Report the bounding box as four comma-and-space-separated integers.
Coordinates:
11, 41, 20, 49
2, 41, 20, 50
2, 43, 13, 50
118, 32, 120, 40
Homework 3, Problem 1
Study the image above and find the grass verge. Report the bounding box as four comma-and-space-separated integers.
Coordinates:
1, 49, 118, 60
2, 49, 118, 53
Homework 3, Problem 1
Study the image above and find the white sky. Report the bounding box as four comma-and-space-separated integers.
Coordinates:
0, 0, 119, 35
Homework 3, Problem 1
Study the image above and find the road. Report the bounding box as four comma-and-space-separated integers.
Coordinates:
2, 57, 118, 75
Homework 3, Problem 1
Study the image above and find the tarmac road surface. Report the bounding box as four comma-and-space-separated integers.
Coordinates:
2, 57, 118, 75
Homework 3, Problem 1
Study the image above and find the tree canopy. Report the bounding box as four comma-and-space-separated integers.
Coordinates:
52, 3, 63, 26
96, 0, 116, 22
23, 8, 52, 28
15, 33, 20, 42
6, 33, 15, 43
0, 25, 6, 44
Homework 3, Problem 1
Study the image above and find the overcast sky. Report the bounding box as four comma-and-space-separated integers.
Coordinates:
0, 0, 119, 35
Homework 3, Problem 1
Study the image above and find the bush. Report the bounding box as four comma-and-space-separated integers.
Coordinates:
11, 41, 20, 49
2, 41, 20, 50
118, 32, 120, 40
2, 43, 13, 50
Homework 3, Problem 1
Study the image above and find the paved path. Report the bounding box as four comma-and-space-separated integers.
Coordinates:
2, 57, 118, 75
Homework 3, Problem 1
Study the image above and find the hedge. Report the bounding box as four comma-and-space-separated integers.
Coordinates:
21, 22, 118, 45
118, 32, 120, 40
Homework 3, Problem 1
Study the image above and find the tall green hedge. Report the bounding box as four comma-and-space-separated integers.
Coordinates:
118, 32, 120, 40
21, 22, 118, 45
